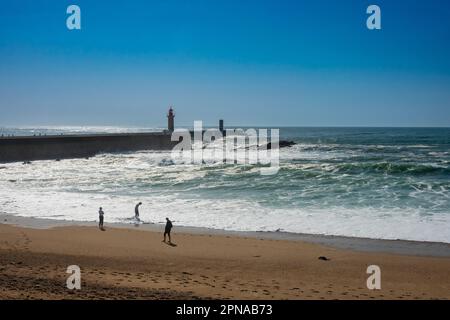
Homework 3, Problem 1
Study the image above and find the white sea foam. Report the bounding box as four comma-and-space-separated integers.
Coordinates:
1, 186, 449, 243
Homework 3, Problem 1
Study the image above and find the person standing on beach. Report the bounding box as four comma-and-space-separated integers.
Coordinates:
163, 217, 173, 243
99, 207, 105, 230
135, 202, 142, 220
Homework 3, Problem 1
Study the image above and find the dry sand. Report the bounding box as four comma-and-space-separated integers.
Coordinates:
0, 223, 449, 300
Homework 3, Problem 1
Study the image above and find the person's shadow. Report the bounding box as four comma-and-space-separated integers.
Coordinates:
162, 241, 177, 247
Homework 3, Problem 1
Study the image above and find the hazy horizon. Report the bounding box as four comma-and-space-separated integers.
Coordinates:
1, 124, 450, 130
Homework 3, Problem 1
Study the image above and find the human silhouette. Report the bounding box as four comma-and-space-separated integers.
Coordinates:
163, 217, 173, 243
135, 202, 142, 220
98, 207, 105, 230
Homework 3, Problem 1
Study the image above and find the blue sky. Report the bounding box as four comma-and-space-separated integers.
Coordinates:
1, 0, 449, 127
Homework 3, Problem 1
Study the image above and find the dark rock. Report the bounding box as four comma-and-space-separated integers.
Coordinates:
262, 140, 296, 149
318, 256, 330, 261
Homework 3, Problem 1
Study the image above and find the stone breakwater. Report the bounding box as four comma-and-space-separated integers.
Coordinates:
0, 132, 178, 163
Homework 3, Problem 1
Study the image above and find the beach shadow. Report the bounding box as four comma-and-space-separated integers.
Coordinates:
100, 227, 106, 232
162, 241, 177, 247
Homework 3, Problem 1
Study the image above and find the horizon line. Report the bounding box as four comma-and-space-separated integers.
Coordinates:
1, 124, 450, 129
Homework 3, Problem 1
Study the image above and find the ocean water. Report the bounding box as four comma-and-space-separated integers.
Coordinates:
0, 127, 449, 243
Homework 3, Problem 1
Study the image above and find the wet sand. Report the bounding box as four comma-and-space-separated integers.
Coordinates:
0, 221, 449, 300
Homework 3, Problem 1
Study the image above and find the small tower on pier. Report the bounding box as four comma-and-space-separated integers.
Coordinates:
167, 106, 175, 132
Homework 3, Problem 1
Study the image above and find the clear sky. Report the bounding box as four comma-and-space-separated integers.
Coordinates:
1, 0, 449, 127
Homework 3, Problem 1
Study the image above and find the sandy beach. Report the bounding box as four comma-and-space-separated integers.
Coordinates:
1, 219, 449, 300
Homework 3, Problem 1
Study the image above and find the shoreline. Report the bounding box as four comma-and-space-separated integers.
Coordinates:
1, 214, 449, 258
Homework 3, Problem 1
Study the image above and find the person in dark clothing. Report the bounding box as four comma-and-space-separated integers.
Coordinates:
163, 217, 173, 243
135, 202, 142, 219
99, 207, 105, 230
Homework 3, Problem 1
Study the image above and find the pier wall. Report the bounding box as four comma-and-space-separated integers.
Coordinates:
0, 132, 178, 163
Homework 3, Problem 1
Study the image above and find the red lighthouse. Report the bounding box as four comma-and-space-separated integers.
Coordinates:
167, 106, 175, 132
